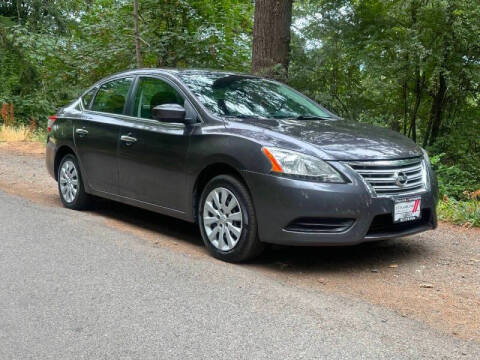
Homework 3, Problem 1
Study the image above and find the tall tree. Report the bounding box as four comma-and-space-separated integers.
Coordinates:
133, 0, 142, 68
251, 0, 293, 79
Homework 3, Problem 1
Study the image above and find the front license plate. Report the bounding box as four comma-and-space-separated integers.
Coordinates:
394, 197, 421, 223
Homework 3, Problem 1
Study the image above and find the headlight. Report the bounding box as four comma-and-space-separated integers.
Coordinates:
421, 148, 430, 165
262, 147, 345, 183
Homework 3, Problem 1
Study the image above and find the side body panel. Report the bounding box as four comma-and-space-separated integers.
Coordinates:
116, 116, 191, 213
45, 103, 81, 181
182, 125, 269, 222
74, 112, 120, 194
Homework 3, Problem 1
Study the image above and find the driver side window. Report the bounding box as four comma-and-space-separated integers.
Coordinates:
133, 77, 184, 119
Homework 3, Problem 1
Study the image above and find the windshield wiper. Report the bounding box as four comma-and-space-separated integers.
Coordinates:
224, 115, 265, 119
295, 115, 333, 120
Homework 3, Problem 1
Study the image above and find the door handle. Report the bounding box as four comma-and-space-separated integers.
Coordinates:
76, 128, 88, 137
120, 135, 137, 145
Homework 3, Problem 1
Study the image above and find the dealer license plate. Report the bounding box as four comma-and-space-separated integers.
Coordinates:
393, 197, 421, 223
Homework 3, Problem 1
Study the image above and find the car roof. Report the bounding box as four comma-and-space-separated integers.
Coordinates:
102, 68, 256, 81
82, 68, 266, 101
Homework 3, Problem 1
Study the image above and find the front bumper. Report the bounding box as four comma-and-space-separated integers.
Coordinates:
241, 165, 438, 246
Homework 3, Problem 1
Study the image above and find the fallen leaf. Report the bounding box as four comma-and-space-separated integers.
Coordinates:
420, 283, 434, 288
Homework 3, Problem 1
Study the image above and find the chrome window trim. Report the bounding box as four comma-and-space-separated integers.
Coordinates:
83, 110, 186, 130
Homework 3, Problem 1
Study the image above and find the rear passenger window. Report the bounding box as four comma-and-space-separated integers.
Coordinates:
91, 78, 133, 114
82, 88, 97, 109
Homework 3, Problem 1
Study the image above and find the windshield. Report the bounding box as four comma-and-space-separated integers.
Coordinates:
178, 73, 333, 120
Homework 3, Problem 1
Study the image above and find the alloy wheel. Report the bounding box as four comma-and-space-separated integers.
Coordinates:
59, 160, 79, 203
203, 187, 243, 251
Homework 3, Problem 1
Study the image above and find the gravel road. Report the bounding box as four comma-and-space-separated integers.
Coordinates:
1, 190, 479, 359
0, 142, 479, 358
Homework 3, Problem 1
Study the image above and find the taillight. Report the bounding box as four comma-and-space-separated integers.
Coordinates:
47, 115, 57, 132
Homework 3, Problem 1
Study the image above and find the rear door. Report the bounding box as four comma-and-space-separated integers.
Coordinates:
75, 77, 133, 194
117, 76, 193, 213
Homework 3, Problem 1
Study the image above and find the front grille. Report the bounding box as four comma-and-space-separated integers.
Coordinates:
346, 157, 427, 197
285, 217, 354, 233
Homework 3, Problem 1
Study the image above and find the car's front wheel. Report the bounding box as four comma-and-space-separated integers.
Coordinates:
198, 175, 264, 262
57, 154, 91, 210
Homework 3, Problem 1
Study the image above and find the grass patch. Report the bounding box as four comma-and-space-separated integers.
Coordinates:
0, 124, 45, 143
438, 198, 480, 228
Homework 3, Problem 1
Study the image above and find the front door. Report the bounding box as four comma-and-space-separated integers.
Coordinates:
75, 77, 133, 194
117, 76, 192, 213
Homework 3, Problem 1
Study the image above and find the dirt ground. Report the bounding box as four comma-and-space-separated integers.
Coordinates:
1, 141, 479, 342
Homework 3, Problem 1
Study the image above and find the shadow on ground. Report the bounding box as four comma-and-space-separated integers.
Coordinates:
89, 197, 432, 274
254, 240, 431, 274
90, 197, 203, 248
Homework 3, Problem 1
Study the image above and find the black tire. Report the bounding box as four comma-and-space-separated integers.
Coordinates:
57, 154, 92, 210
198, 175, 265, 262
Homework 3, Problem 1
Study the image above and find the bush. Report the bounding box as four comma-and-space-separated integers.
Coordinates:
430, 153, 480, 200
429, 154, 480, 228
438, 197, 480, 228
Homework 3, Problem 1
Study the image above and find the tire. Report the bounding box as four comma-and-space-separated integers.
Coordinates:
198, 175, 265, 262
57, 154, 92, 210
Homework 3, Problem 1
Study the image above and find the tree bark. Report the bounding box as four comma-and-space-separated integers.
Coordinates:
428, 72, 447, 146
402, 77, 408, 135
408, 67, 423, 142
133, 0, 142, 68
16, 0, 21, 21
424, 72, 447, 147
251, 0, 293, 80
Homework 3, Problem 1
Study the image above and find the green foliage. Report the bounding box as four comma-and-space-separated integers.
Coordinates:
431, 152, 479, 227
0, 0, 253, 128
290, 0, 480, 204
437, 198, 480, 227
430, 154, 479, 199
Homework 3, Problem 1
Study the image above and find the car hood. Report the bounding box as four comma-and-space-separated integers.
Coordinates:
228, 118, 423, 161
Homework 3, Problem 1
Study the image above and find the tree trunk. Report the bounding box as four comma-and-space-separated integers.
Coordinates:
401, 52, 409, 134
402, 78, 408, 135
133, 0, 142, 68
408, 68, 423, 142
251, 0, 293, 80
16, 0, 21, 21
425, 1, 454, 146
426, 72, 447, 146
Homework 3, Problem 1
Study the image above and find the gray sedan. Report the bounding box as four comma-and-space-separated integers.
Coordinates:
46, 69, 438, 262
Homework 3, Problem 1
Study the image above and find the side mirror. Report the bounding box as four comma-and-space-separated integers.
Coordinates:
152, 104, 186, 123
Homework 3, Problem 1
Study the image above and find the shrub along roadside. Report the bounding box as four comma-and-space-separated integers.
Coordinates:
437, 197, 480, 228
430, 154, 480, 228
0, 124, 46, 143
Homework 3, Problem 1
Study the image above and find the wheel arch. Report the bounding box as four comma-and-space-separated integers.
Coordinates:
192, 162, 250, 223
54, 145, 77, 180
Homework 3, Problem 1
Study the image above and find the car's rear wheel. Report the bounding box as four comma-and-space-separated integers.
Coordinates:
198, 175, 264, 262
58, 154, 91, 210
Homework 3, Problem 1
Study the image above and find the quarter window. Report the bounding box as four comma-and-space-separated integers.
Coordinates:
91, 78, 133, 114
133, 77, 184, 119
